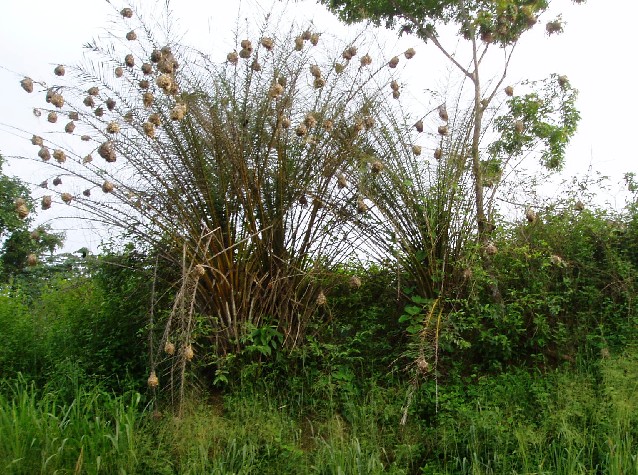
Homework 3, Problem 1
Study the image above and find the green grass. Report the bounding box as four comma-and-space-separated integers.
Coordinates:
1, 350, 637, 474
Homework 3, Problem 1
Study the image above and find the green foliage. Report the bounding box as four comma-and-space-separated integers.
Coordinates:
320, 0, 551, 46
0, 375, 150, 475
445, 203, 638, 370
490, 74, 580, 170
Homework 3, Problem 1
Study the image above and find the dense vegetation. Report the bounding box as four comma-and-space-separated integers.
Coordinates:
2, 197, 637, 473
2, 1, 637, 473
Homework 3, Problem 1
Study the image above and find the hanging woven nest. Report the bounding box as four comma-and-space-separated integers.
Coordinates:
126, 30, 137, 41
240, 39, 253, 50
143, 121, 156, 138
83, 154, 93, 163
371, 161, 384, 174
342, 45, 357, 60
20, 77, 34, 93
50, 93, 64, 108
281, 117, 291, 129
52, 177, 62, 186
106, 122, 120, 134
414, 120, 423, 133
81, 135, 91, 142
184, 345, 194, 361
31, 135, 43, 146
268, 83, 284, 99
388, 56, 399, 68
485, 242, 497, 256
392, 90, 400, 99
514, 120, 524, 133
106, 98, 116, 111
170, 103, 187, 121
434, 148, 442, 160
16, 203, 29, 219
121, 7, 133, 18
250, 60, 261, 72
83, 96, 95, 107
53, 149, 66, 163
574, 200, 585, 211
125, 54, 135, 67
38, 146, 51, 161
156, 74, 172, 92
504, 86, 514, 96
313, 77, 325, 89
33, 108, 41, 117
41, 195, 52, 210
360, 54, 372, 67
337, 173, 347, 189
310, 64, 322, 78
68, 111, 79, 120
164, 341, 175, 355
334, 63, 345, 74
310, 33, 320, 46
94, 107, 104, 117
148, 113, 161, 126
294, 36, 304, 51
102, 181, 115, 193
261, 37, 274, 51
558, 75, 569, 89
142, 92, 154, 108
82, 189, 91, 197
27, 254, 38, 267
316, 290, 327, 306
357, 198, 368, 213
438, 104, 449, 122
98, 141, 116, 162
349, 275, 362, 289
295, 124, 308, 137
115, 67, 124, 78
147, 371, 159, 389
239, 48, 251, 59
390, 80, 399, 91
54, 65, 65, 76
47, 112, 58, 123
304, 114, 317, 128
64, 121, 75, 134
404, 48, 416, 59
61, 193, 73, 204
438, 125, 448, 136
412, 145, 422, 156
138, 79, 150, 89
525, 207, 536, 223
40, 181, 48, 189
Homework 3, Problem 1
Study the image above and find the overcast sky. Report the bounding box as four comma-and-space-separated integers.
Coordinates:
0, 0, 636, 252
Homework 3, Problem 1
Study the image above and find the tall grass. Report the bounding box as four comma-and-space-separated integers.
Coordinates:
0, 376, 150, 474
1, 347, 636, 474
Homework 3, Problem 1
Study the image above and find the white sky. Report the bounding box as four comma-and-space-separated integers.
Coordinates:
0, 0, 636, 253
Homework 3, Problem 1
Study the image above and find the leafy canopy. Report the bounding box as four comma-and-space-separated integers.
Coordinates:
319, 0, 551, 45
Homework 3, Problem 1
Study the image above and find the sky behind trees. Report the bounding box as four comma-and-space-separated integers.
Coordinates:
0, 0, 635, 252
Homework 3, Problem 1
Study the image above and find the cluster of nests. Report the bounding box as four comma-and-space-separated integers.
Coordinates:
410, 104, 449, 160
147, 342, 195, 389
19, 7, 194, 211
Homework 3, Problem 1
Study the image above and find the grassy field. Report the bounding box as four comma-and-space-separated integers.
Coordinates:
2, 348, 637, 474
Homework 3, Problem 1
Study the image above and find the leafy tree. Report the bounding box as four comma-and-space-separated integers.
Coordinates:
0, 154, 64, 280
318, 0, 583, 241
